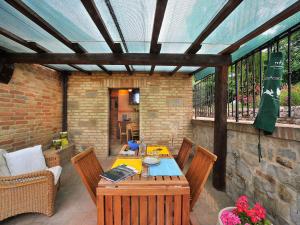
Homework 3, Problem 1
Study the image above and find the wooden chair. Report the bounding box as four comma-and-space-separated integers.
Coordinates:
71, 147, 103, 205
130, 122, 139, 140
175, 137, 194, 170
186, 145, 217, 210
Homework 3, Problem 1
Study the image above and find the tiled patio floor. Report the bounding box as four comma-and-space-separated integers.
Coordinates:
1, 158, 233, 225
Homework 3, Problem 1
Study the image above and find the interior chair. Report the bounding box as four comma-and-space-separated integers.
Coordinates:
71, 147, 104, 205
185, 145, 217, 210
175, 137, 194, 170
118, 121, 127, 144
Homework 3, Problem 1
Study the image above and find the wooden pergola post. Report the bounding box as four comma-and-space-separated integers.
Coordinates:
62, 72, 69, 132
213, 66, 228, 191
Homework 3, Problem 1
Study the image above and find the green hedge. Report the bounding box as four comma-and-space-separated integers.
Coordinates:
280, 82, 300, 106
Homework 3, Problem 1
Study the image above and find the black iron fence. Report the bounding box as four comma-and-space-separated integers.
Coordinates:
193, 25, 300, 124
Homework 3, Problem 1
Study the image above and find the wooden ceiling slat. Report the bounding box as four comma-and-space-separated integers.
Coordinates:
149, 0, 168, 75
220, 0, 300, 55
1, 53, 232, 67
69, 65, 92, 75
0, 27, 49, 53
170, 0, 243, 75
81, 0, 132, 74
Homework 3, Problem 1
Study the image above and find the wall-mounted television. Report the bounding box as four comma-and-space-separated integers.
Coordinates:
129, 89, 139, 105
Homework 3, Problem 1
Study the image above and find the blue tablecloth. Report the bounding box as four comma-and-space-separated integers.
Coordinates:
149, 158, 183, 176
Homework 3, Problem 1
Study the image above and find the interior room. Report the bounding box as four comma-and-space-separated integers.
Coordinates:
109, 88, 140, 155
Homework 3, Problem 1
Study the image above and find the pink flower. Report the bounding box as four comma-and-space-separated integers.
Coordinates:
253, 203, 266, 220
236, 195, 249, 213
246, 209, 260, 223
221, 210, 241, 225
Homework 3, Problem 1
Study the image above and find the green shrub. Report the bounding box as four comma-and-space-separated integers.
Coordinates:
280, 82, 300, 106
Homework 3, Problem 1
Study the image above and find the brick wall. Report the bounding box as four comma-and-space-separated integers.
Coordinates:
192, 119, 300, 225
68, 73, 193, 158
0, 64, 62, 151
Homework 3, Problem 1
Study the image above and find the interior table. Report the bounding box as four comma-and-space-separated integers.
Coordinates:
97, 146, 190, 225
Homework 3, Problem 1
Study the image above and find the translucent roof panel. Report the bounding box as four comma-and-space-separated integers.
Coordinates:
78, 42, 111, 53
46, 64, 78, 71
158, 0, 228, 43
132, 65, 151, 71
95, 0, 156, 53
178, 66, 200, 73
23, 0, 105, 43
126, 42, 151, 53
75, 65, 102, 71
197, 43, 229, 54
0, 1, 73, 53
160, 43, 190, 54
0, 34, 35, 53
154, 66, 176, 72
232, 12, 300, 62
103, 65, 127, 71
203, 0, 297, 52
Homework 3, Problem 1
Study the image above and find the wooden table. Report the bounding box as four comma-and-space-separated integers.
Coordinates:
97, 146, 190, 225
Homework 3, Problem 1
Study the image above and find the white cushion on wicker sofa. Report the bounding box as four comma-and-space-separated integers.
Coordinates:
3, 145, 47, 176
0, 149, 10, 176
46, 166, 62, 185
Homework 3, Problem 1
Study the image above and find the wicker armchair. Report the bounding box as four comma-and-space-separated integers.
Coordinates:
0, 153, 60, 221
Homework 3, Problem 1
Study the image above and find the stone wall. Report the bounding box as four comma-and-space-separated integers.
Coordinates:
68, 73, 193, 158
192, 119, 300, 225
0, 64, 62, 151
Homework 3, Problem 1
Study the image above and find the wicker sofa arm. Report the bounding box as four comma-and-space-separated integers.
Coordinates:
44, 152, 60, 167
0, 170, 57, 220
0, 170, 54, 188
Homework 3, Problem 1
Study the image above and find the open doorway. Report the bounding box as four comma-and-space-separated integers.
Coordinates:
109, 88, 140, 155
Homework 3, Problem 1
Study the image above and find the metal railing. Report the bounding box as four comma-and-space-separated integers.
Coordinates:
193, 24, 300, 123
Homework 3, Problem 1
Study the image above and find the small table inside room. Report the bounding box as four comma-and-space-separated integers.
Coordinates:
97, 145, 190, 225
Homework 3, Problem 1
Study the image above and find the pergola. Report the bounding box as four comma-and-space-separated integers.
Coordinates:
0, 0, 299, 191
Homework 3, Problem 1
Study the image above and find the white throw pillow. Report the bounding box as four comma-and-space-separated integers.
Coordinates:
4, 145, 47, 176
0, 149, 10, 176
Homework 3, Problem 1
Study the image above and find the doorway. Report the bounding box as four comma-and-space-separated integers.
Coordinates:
109, 88, 140, 155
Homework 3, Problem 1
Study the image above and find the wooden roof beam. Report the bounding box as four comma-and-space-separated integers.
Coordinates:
171, 0, 243, 75
1, 53, 232, 67
191, 0, 300, 75
5, 0, 112, 75
5, 0, 86, 53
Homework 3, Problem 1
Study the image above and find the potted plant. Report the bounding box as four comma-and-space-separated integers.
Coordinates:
218, 196, 272, 225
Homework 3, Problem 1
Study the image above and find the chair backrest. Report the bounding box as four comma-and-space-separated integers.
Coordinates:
71, 147, 104, 205
185, 145, 217, 210
176, 137, 194, 170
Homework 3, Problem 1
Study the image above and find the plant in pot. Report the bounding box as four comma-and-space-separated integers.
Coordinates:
218, 196, 272, 225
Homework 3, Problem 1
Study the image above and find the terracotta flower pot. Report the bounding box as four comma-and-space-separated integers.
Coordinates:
217, 206, 236, 225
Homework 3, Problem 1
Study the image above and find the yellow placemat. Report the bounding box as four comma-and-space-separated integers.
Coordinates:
147, 146, 169, 155
111, 158, 142, 174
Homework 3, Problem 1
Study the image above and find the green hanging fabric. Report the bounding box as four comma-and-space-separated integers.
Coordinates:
253, 52, 283, 134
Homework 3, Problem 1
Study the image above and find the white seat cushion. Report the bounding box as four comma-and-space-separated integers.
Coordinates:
46, 166, 62, 185
3, 145, 47, 176
0, 149, 10, 176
